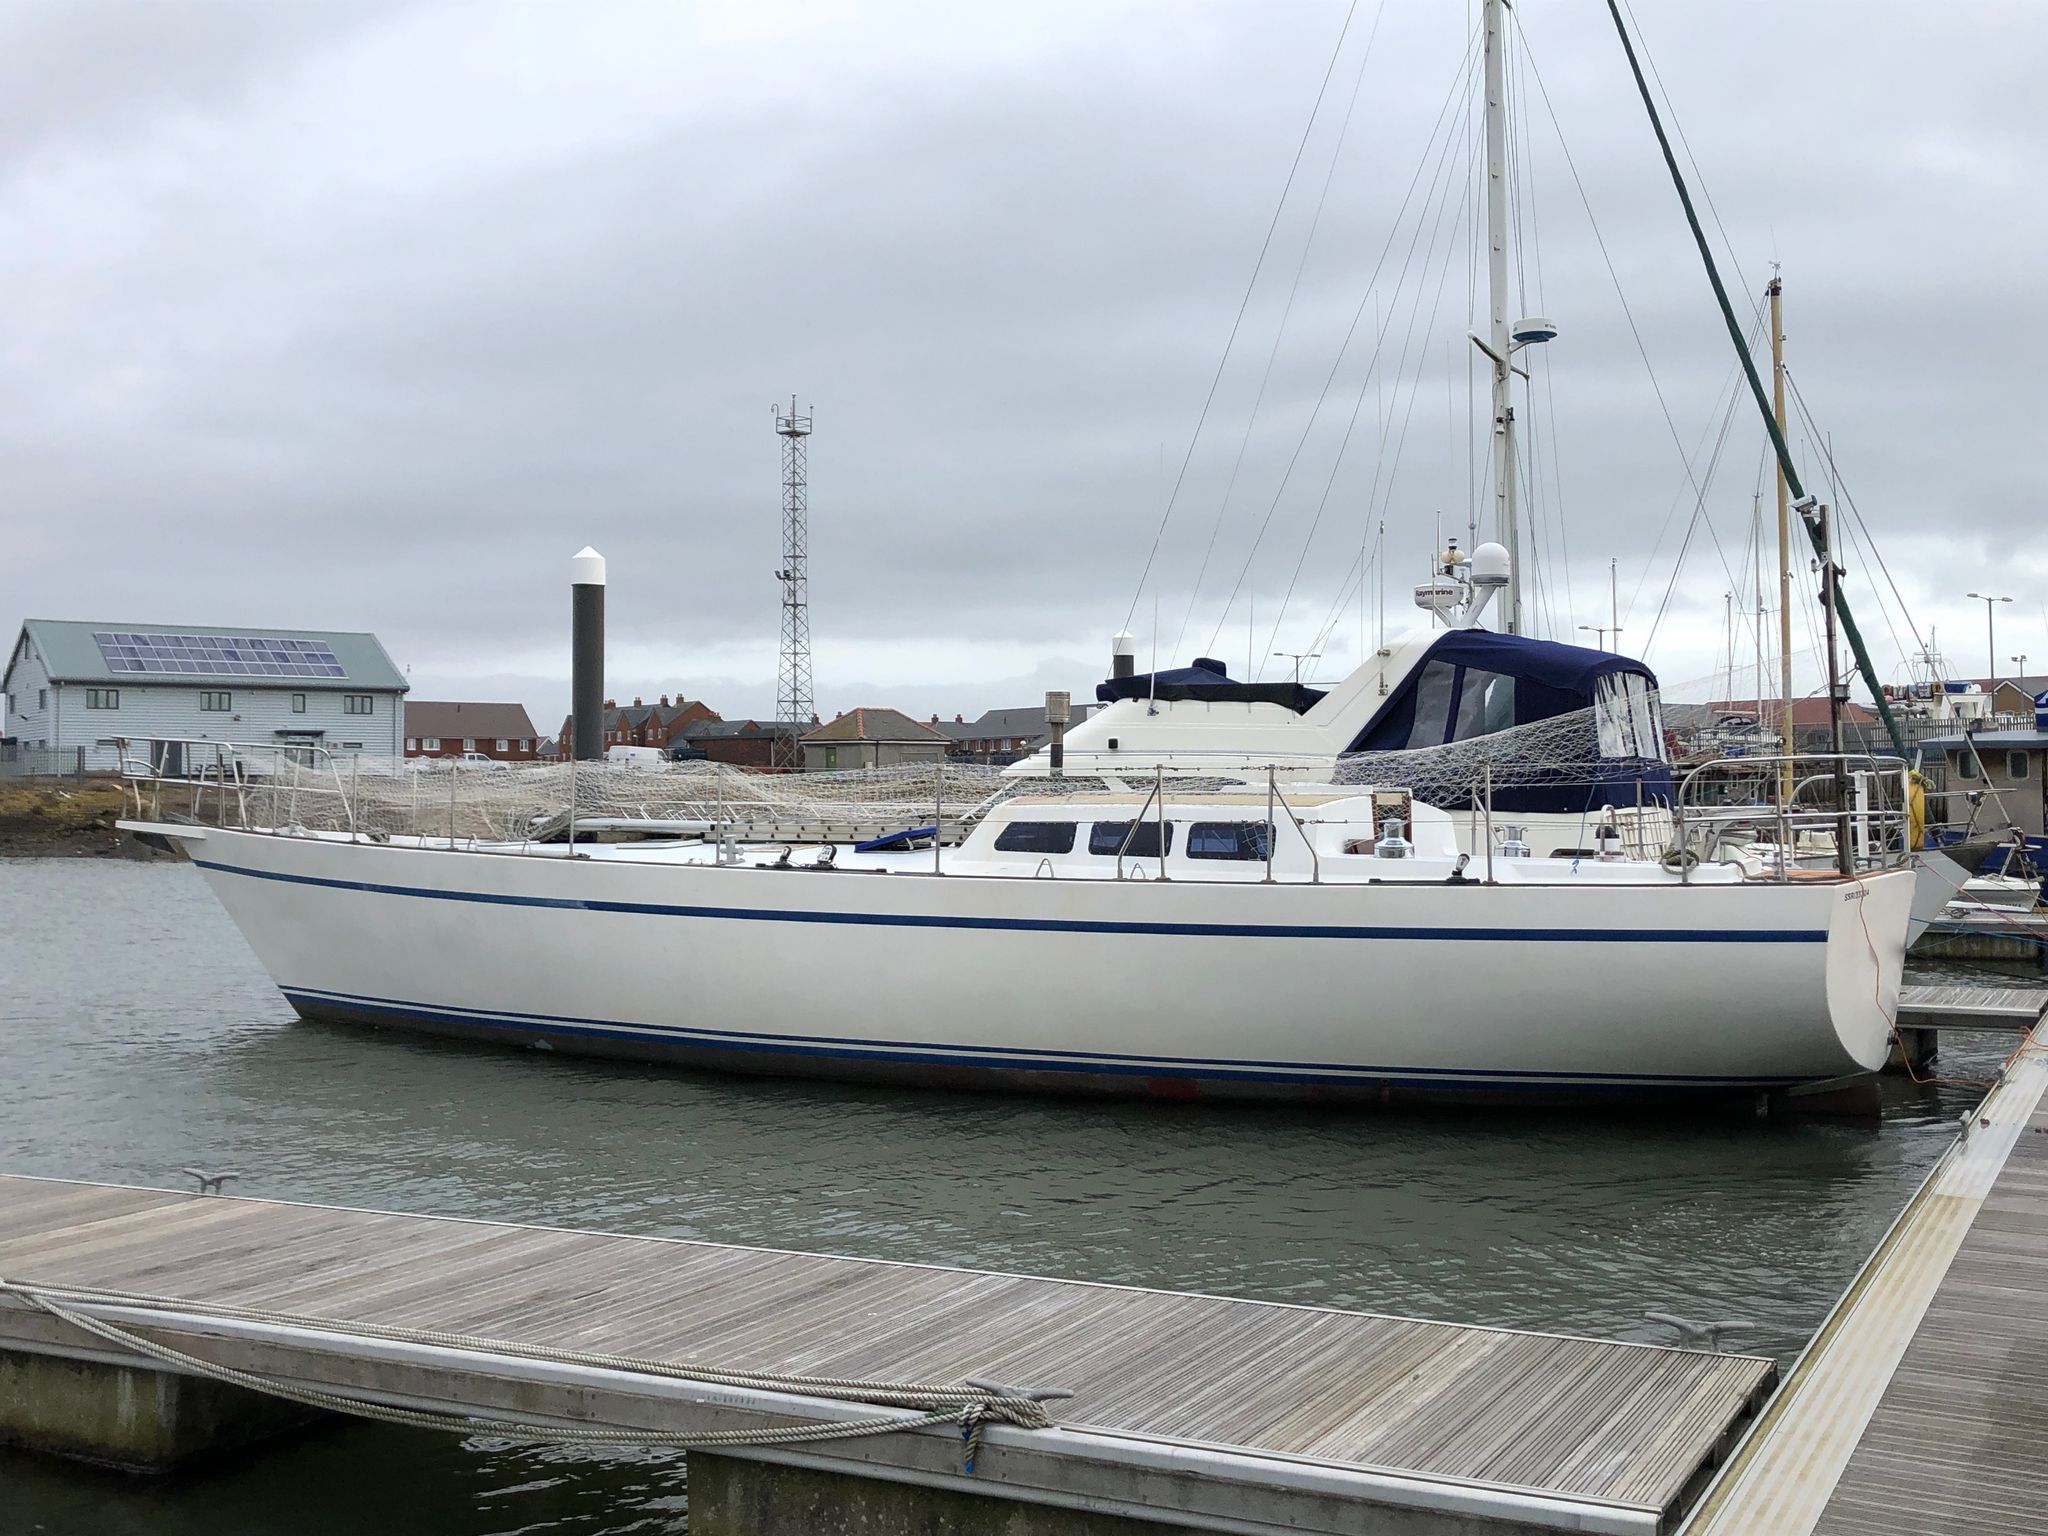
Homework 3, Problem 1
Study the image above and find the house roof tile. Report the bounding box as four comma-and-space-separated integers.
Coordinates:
405, 701, 538, 739
800, 707, 949, 744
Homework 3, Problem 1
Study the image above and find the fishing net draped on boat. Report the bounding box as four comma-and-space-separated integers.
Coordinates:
1332, 695, 1674, 816
127, 685, 1828, 844
160, 757, 1255, 845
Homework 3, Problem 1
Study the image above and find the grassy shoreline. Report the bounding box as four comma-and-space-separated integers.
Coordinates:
0, 779, 169, 859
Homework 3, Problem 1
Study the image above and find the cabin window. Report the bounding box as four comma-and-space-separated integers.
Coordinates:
84, 688, 119, 709
2009, 751, 2031, 781
1090, 820, 1173, 858
1594, 674, 1666, 761
1186, 821, 1274, 861
1403, 664, 1522, 749
1951, 750, 1977, 780
1450, 669, 1516, 742
994, 821, 1078, 854
200, 691, 231, 712
1406, 662, 1456, 747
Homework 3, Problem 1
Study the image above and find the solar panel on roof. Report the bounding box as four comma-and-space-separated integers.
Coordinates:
91, 632, 345, 678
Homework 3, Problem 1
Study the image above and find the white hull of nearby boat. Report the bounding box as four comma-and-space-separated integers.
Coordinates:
151, 823, 1911, 1105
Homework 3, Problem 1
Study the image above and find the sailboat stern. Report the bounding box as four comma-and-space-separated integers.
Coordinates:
1822, 867, 1914, 1075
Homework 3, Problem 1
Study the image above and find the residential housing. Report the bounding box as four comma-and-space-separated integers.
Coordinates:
554, 695, 719, 755
1973, 676, 2048, 717
2, 620, 406, 772
675, 718, 785, 768
404, 701, 540, 761
933, 703, 1097, 764
799, 708, 949, 771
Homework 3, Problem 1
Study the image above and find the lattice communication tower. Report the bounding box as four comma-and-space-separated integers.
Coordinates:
773, 398, 814, 770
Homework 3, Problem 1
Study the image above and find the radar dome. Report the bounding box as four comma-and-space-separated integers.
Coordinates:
1468, 542, 1511, 587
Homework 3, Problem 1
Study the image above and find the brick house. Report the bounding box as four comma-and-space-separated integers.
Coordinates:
555, 694, 720, 754
676, 718, 777, 767
403, 701, 540, 761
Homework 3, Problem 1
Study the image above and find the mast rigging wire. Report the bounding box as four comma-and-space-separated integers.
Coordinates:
1782, 365, 1929, 667
1170, 1, 1388, 664
1202, 25, 1484, 662
1256, 79, 1479, 678
1122, 0, 1364, 636
1599, 0, 1906, 753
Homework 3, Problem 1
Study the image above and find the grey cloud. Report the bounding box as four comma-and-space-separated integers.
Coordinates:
2, 0, 2041, 731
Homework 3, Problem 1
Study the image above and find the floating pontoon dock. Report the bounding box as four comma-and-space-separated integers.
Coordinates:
1681, 1012, 2048, 1535
1894, 984, 2048, 1031
1910, 910, 2048, 964
0, 1174, 1772, 1536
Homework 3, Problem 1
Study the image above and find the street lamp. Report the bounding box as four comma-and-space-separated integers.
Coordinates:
1272, 650, 1321, 686
1967, 592, 2013, 683
2015, 654, 2030, 681
1577, 624, 1609, 651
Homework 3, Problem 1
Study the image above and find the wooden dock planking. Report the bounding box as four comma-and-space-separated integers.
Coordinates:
1895, 984, 2048, 1030
1811, 1090, 2048, 1536
1681, 1016, 2048, 1536
0, 1174, 1775, 1533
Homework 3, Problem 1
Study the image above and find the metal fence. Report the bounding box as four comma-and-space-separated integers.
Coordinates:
0, 744, 88, 780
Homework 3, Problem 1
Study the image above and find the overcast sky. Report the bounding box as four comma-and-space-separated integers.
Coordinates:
3, 0, 2040, 730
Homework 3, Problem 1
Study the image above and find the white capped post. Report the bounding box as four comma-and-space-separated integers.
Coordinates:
571, 546, 606, 763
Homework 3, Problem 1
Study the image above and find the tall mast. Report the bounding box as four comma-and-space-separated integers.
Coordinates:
1770, 276, 1794, 790
1752, 492, 1766, 731
1483, 0, 1518, 633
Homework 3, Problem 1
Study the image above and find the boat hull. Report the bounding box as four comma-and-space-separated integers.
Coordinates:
160, 825, 1911, 1106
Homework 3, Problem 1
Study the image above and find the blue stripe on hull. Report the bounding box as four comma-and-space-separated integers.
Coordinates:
279, 986, 1801, 1092
195, 857, 1828, 946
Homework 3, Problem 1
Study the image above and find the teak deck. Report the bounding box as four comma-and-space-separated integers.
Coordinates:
0, 1174, 1772, 1535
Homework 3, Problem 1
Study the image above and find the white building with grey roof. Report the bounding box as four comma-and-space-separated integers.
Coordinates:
3, 619, 408, 773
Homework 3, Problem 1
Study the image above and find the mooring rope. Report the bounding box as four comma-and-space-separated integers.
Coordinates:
0, 1275, 1059, 1473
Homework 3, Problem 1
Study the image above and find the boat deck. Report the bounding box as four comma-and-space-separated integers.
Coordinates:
0, 1174, 1775, 1535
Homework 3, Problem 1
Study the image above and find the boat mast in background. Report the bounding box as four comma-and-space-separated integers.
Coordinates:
1771, 275, 1795, 797
1603, 0, 1906, 755
1482, 0, 1518, 634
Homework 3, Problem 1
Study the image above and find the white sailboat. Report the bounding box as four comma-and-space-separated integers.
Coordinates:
118, 0, 1917, 1107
